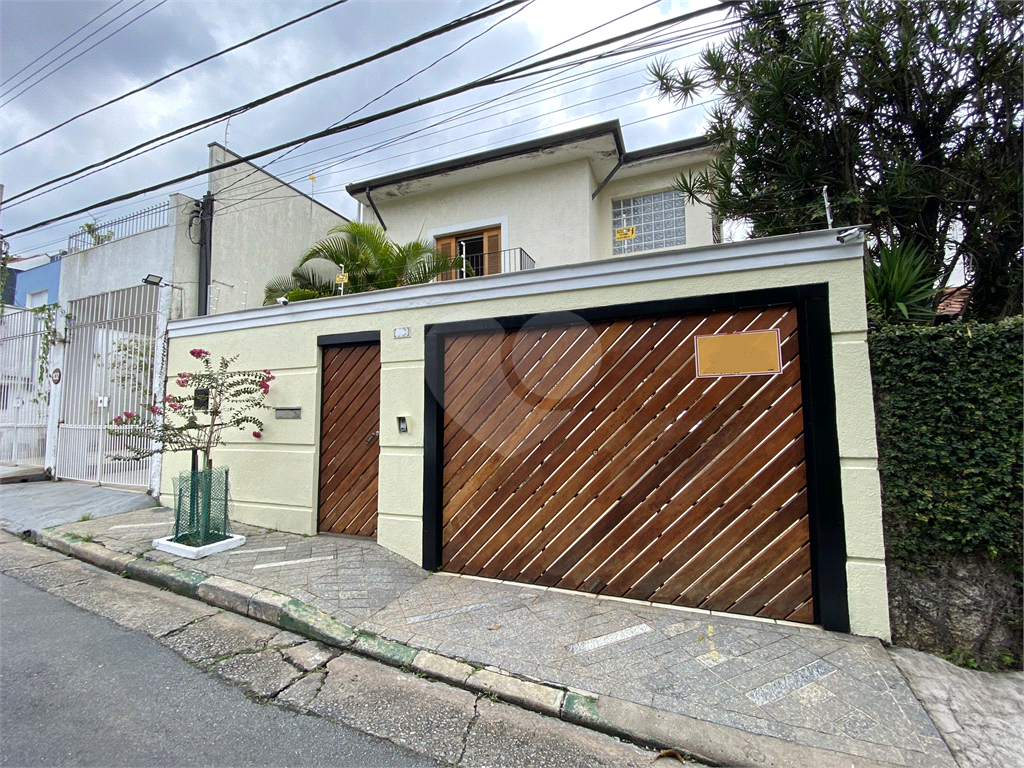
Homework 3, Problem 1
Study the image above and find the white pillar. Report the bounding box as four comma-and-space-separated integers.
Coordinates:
43, 309, 67, 477
147, 285, 172, 498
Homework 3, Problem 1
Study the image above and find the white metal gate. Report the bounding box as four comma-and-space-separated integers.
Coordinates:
56, 285, 160, 487
0, 307, 49, 466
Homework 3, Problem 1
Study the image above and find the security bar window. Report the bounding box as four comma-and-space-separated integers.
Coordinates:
612, 189, 687, 256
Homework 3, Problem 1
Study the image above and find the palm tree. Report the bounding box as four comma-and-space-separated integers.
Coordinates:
264, 222, 471, 305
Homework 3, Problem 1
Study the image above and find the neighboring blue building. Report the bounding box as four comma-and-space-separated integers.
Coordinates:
11, 257, 62, 307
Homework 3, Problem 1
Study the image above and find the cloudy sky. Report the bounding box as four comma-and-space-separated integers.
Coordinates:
1, 0, 735, 257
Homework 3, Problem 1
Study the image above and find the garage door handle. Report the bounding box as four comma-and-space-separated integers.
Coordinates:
365, 431, 379, 444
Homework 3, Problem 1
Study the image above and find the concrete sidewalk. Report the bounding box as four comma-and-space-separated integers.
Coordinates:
5, 482, 1019, 768
0, 468, 156, 532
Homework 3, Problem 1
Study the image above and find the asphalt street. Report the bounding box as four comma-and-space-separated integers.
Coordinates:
0, 573, 440, 768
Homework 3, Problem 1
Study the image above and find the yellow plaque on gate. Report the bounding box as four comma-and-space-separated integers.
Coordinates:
695, 329, 782, 377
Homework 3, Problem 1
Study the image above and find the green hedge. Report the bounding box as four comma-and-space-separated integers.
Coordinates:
869, 317, 1023, 567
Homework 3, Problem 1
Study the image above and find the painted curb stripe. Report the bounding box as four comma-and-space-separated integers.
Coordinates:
252, 555, 335, 570
568, 623, 652, 655
406, 602, 492, 624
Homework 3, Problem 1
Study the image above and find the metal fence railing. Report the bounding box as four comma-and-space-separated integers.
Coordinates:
55, 284, 160, 489
0, 307, 49, 466
453, 247, 535, 279
501, 247, 535, 274
67, 201, 170, 253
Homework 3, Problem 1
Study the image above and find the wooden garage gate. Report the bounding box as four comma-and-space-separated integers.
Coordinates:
438, 305, 815, 623
318, 342, 380, 536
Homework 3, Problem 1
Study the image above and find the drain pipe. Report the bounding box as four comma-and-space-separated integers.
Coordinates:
198, 192, 214, 315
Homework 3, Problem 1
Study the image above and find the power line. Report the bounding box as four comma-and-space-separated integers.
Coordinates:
220, 3, 731, 205
245, 0, 665, 187
0, 0, 126, 88
8, 55, 712, 253
260, 24, 729, 202
215, 0, 534, 198
1, 0, 352, 157
216, 96, 716, 219
1, 0, 528, 208
6, 8, 732, 248
5, 1, 736, 238
0, 0, 164, 106
7, 0, 728, 218
6, 50, 673, 250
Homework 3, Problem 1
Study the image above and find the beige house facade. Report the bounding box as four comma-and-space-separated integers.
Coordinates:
162, 224, 890, 642
346, 121, 717, 273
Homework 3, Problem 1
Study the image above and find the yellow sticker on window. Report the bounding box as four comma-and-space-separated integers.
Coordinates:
695, 329, 783, 377
615, 226, 636, 241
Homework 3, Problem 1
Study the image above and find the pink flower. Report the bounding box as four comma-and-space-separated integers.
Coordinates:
262, 369, 272, 375
123, 411, 135, 419
252, 431, 262, 439
148, 405, 163, 415
112, 416, 123, 425
189, 349, 210, 359
169, 401, 183, 411
175, 372, 191, 387
259, 381, 270, 394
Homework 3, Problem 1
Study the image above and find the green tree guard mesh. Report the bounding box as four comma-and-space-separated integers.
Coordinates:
171, 467, 231, 547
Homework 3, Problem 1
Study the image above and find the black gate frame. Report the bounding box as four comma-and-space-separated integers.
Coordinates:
422, 283, 850, 632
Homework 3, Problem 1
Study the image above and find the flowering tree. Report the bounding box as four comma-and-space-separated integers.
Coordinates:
109, 349, 274, 469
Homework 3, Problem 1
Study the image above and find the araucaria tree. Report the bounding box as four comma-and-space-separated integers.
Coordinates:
650, 0, 1022, 319
109, 349, 273, 469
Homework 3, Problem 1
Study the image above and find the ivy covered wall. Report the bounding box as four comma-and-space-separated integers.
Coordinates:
870, 317, 1023, 669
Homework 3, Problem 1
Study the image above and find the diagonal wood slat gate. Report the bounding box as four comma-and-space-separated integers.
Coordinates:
440, 305, 814, 623
319, 343, 380, 536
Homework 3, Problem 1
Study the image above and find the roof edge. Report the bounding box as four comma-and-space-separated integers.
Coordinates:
346, 120, 625, 196
622, 134, 714, 165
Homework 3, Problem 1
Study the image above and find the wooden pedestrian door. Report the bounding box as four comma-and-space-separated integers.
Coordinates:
439, 305, 815, 623
319, 343, 380, 536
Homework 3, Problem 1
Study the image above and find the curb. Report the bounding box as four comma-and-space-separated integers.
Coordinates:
27, 529, 936, 768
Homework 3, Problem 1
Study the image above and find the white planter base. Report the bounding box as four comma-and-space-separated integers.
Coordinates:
152, 533, 246, 559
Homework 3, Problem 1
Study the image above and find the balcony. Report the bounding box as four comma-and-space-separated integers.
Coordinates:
445, 247, 535, 280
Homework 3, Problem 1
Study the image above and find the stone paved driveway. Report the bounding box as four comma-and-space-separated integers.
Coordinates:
49, 506, 957, 768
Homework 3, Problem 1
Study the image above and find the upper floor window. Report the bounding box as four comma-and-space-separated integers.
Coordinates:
612, 189, 686, 256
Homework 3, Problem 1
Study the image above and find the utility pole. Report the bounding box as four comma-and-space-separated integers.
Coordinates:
198, 193, 214, 316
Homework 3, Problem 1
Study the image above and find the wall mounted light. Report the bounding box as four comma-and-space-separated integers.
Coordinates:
142, 274, 164, 286
397, 416, 408, 434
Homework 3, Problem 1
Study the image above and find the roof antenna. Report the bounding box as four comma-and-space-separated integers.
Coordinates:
822, 185, 834, 229
224, 117, 231, 149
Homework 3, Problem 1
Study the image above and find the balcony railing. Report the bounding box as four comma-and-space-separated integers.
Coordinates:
449, 247, 534, 280
500, 247, 535, 274
67, 201, 170, 253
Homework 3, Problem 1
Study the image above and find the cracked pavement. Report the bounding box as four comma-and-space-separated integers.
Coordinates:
0, 530, 676, 768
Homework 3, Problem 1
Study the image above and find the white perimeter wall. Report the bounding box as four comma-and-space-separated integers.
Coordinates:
164, 230, 889, 641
